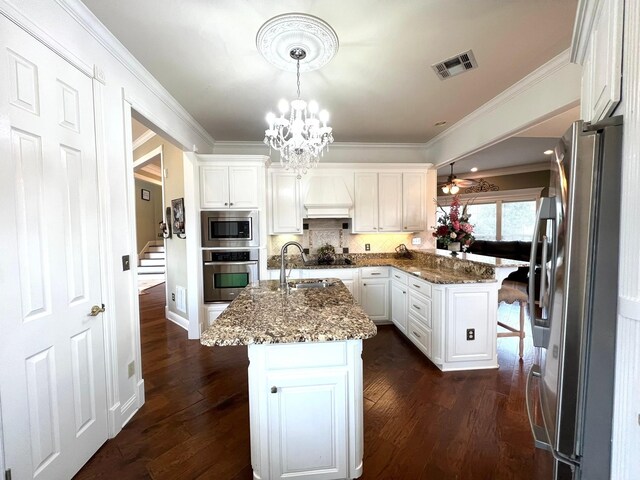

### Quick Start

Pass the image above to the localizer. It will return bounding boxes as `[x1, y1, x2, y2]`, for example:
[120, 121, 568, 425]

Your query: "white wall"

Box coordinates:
[134, 178, 162, 253]
[0, 0, 214, 435]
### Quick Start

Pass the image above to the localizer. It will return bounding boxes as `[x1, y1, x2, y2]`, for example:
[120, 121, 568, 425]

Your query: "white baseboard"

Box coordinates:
[136, 379, 145, 408]
[120, 394, 138, 428]
[107, 401, 121, 438]
[166, 306, 188, 330]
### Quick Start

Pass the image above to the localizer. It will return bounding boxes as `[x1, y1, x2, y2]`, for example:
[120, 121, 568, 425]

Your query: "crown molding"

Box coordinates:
[437, 162, 550, 181]
[132, 129, 157, 151]
[214, 140, 429, 151]
[53, 0, 215, 149]
[424, 48, 575, 162]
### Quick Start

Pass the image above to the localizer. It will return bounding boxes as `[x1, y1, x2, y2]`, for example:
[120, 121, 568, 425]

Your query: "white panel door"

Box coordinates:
[200, 165, 229, 208]
[353, 172, 378, 232]
[360, 279, 389, 322]
[377, 172, 402, 232]
[267, 371, 348, 480]
[271, 171, 301, 233]
[228, 165, 259, 209]
[402, 172, 426, 232]
[445, 287, 494, 363]
[391, 281, 408, 334]
[0, 18, 107, 479]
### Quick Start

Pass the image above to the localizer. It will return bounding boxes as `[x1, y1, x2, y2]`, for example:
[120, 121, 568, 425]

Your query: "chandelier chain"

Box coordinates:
[296, 59, 301, 99]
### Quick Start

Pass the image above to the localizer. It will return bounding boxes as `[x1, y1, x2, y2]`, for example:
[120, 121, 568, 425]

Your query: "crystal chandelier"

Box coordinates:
[264, 47, 333, 179]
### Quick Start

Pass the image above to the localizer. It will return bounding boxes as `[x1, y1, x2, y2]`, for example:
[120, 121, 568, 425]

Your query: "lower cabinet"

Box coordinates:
[204, 303, 228, 326]
[389, 268, 498, 371]
[360, 279, 389, 323]
[248, 341, 364, 480]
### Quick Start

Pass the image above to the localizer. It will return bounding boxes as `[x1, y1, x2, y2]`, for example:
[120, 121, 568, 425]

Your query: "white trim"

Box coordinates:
[107, 402, 121, 439]
[571, 0, 600, 64]
[437, 162, 550, 181]
[425, 49, 572, 152]
[119, 394, 139, 428]
[0, 0, 92, 76]
[183, 152, 202, 339]
[53, 0, 215, 149]
[268, 161, 435, 171]
[215, 140, 429, 151]
[166, 307, 189, 331]
[0, 394, 4, 477]
[132, 129, 157, 151]
[196, 153, 271, 166]
[136, 379, 145, 409]
[439, 187, 544, 205]
[132, 144, 163, 169]
[134, 171, 162, 186]
[618, 297, 640, 322]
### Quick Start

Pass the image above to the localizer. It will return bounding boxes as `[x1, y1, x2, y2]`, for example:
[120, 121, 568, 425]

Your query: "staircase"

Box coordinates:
[138, 240, 166, 279]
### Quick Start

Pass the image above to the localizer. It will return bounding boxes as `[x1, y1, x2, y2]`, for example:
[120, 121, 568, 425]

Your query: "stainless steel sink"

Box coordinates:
[288, 280, 336, 289]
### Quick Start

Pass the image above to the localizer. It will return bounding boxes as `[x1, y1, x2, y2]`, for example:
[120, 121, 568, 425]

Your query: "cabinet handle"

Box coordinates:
[224, 202, 228, 206]
[403, 291, 406, 294]
[413, 284, 420, 289]
[412, 331, 421, 338]
[271, 386, 277, 394]
[379, 227, 383, 230]
[371, 272, 381, 276]
[363, 283, 367, 287]
[404, 227, 408, 229]
[413, 305, 421, 310]
[230, 202, 234, 206]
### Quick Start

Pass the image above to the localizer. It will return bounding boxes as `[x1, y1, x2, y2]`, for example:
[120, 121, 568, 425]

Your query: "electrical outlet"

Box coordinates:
[365, 244, 370, 251]
[466, 328, 475, 341]
[412, 237, 422, 245]
[128, 361, 135, 378]
[171, 293, 175, 301]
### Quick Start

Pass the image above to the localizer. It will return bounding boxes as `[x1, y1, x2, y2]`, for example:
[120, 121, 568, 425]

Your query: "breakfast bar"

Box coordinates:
[201, 279, 376, 480]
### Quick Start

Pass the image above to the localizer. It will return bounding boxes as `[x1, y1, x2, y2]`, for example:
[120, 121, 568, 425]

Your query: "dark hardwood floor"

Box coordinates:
[76, 284, 552, 480]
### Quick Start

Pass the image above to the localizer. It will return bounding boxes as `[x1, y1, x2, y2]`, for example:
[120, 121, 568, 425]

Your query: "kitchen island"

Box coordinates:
[201, 279, 376, 480]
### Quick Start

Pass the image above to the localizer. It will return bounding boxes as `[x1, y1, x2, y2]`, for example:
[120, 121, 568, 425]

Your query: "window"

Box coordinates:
[437, 188, 542, 242]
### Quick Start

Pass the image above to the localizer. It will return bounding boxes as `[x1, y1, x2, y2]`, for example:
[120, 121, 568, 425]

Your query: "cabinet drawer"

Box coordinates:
[408, 277, 432, 298]
[408, 317, 432, 358]
[391, 269, 408, 285]
[360, 267, 389, 279]
[408, 290, 431, 328]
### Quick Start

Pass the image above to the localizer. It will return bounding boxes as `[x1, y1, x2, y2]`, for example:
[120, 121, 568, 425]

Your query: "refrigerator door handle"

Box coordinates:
[525, 365, 552, 451]
[529, 198, 554, 347]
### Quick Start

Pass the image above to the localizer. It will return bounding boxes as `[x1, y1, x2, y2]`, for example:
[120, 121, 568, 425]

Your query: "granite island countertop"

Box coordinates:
[201, 279, 377, 346]
[267, 249, 527, 284]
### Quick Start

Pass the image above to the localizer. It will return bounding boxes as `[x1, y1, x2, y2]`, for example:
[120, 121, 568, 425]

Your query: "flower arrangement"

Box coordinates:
[433, 195, 475, 249]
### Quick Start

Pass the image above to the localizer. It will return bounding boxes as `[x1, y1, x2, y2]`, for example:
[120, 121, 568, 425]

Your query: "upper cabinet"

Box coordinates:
[353, 171, 426, 233]
[270, 171, 302, 234]
[573, 0, 623, 123]
[200, 165, 259, 209]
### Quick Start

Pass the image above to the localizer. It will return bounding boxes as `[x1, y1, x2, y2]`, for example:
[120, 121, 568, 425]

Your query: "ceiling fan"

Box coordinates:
[439, 162, 478, 194]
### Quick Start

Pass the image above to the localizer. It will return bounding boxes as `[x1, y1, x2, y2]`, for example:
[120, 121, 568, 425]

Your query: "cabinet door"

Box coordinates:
[228, 166, 259, 208]
[267, 371, 348, 480]
[200, 165, 229, 208]
[391, 280, 408, 334]
[445, 286, 496, 363]
[271, 172, 301, 234]
[353, 172, 378, 232]
[377, 173, 402, 232]
[402, 172, 426, 232]
[360, 279, 389, 322]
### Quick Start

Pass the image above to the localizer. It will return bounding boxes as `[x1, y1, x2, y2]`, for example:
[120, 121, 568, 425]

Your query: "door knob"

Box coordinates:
[271, 386, 278, 394]
[88, 304, 106, 316]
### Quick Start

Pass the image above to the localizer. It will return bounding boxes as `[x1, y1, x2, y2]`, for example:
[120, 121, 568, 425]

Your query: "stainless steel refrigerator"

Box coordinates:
[526, 117, 622, 480]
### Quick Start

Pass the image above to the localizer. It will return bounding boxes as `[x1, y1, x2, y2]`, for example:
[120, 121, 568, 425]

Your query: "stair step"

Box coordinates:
[147, 246, 165, 253]
[144, 252, 165, 259]
[150, 240, 165, 247]
[138, 265, 166, 274]
[140, 258, 165, 267]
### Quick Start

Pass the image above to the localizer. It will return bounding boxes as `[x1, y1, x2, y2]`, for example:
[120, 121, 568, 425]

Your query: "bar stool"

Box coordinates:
[497, 281, 527, 359]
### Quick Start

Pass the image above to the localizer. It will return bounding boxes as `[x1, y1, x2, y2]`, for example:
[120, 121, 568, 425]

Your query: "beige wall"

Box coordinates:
[437, 170, 551, 197]
[134, 137, 188, 320]
[134, 179, 162, 253]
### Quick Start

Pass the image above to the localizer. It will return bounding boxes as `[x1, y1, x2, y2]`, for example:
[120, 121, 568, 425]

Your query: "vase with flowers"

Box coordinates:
[432, 195, 475, 252]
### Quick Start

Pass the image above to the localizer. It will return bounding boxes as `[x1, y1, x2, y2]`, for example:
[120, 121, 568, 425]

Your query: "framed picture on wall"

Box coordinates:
[171, 198, 186, 238]
[141, 188, 150, 201]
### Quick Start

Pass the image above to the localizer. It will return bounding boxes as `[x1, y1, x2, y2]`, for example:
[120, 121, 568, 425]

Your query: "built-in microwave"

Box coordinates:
[201, 210, 259, 248]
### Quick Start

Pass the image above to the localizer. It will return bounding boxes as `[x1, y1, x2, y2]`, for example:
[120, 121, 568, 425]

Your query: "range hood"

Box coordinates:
[304, 175, 353, 218]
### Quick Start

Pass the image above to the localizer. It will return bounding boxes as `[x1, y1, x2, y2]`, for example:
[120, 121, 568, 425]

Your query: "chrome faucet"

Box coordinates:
[280, 241, 307, 287]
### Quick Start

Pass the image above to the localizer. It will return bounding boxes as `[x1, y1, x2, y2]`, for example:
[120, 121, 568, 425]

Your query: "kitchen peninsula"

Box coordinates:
[201, 279, 376, 480]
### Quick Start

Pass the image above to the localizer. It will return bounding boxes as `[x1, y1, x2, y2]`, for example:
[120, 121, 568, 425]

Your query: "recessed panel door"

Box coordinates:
[0, 17, 107, 479]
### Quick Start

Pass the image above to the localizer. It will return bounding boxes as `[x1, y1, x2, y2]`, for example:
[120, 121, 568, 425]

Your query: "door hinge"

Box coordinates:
[5, 469, 12, 480]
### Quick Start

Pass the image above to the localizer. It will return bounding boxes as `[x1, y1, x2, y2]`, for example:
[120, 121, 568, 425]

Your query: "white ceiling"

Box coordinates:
[82, 0, 578, 144]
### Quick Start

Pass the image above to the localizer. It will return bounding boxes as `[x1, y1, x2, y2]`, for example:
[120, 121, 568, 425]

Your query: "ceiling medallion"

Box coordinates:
[259, 13, 337, 178]
[256, 13, 339, 73]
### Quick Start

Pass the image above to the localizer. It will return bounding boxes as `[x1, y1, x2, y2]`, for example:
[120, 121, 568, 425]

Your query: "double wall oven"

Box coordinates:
[201, 211, 260, 303]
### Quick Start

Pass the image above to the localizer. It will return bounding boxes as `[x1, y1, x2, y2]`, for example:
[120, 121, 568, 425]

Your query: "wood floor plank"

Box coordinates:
[76, 284, 552, 479]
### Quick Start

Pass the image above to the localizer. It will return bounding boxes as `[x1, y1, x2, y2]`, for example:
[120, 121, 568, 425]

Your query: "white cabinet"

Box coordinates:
[353, 172, 402, 233]
[270, 171, 301, 234]
[402, 172, 426, 232]
[204, 303, 228, 326]
[248, 341, 364, 480]
[353, 171, 426, 233]
[200, 165, 259, 209]
[390, 281, 408, 334]
[359, 267, 390, 323]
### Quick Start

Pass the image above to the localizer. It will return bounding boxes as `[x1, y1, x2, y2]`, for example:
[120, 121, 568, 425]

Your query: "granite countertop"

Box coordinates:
[201, 279, 377, 346]
[265, 249, 526, 284]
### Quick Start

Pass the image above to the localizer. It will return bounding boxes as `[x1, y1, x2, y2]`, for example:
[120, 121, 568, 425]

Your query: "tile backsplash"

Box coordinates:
[268, 218, 435, 255]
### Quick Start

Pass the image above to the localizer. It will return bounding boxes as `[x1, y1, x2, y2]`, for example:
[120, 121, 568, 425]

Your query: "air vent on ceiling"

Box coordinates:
[431, 50, 478, 80]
